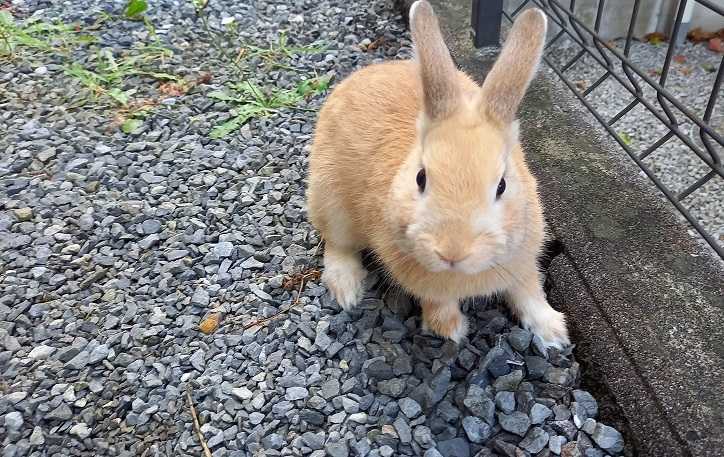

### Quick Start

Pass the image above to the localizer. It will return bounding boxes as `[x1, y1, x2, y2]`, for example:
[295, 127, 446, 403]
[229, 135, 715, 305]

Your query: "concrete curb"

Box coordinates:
[401, 1, 724, 456]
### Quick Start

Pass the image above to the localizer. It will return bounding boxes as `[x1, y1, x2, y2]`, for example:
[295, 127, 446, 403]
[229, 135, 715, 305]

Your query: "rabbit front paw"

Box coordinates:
[421, 299, 469, 344]
[521, 302, 570, 350]
[322, 249, 367, 311]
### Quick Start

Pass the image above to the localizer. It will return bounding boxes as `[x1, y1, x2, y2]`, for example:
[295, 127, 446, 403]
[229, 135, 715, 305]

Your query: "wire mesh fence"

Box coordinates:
[479, 0, 723, 258]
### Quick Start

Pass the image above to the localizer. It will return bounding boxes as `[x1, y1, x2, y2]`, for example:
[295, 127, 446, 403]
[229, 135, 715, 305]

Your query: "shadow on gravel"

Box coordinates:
[295, 240, 629, 456]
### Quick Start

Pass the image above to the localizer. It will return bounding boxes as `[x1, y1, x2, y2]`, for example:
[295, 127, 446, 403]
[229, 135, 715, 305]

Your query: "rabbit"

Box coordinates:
[306, 0, 569, 349]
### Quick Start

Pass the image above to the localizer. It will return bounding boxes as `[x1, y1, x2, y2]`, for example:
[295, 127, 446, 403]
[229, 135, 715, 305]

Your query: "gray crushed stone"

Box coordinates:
[1, 0, 627, 455]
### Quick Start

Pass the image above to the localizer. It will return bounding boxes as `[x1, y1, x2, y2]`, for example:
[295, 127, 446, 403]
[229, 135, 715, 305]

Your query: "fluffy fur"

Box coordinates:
[306, 1, 569, 348]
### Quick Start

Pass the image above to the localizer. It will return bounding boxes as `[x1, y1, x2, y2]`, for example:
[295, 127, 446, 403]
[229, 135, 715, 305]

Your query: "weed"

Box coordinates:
[237, 31, 326, 70]
[190, 0, 209, 14]
[0, 10, 94, 58]
[618, 132, 633, 146]
[65, 44, 179, 105]
[124, 0, 148, 20]
[114, 99, 157, 134]
[207, 74, 331, 139]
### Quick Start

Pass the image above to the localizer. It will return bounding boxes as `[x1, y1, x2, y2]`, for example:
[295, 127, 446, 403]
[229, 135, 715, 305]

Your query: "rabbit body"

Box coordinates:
[307, 1, 569, 348]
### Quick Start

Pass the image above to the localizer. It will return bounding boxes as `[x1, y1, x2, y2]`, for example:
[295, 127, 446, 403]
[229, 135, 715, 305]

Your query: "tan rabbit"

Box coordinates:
[307, 0, 569, 349]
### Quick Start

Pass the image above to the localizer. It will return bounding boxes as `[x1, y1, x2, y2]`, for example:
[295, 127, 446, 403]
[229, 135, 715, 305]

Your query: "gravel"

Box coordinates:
[0, 0, 627, 455]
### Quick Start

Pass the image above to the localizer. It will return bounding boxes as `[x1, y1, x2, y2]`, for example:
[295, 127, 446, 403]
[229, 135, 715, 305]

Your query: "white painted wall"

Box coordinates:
[690, 1, 724, 32]
[530, 0, 723, 40]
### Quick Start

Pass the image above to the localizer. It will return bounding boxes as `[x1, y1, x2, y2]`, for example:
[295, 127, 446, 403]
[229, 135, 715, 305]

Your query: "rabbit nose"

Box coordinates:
[435, 250, 469, 266]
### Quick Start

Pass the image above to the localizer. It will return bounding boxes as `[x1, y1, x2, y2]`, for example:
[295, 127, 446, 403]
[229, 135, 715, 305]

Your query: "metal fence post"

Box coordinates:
[472, 0, 504, 47]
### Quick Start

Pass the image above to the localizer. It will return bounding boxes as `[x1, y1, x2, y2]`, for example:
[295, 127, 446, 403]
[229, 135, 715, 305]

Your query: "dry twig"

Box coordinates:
[242, 269, 320, 330]
[186, 389, 213, 457]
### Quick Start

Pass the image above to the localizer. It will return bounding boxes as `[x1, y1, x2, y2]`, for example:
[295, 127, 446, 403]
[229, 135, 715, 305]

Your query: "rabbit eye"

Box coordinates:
[416, 168, 426, 192]
[496, 178, 506, 198]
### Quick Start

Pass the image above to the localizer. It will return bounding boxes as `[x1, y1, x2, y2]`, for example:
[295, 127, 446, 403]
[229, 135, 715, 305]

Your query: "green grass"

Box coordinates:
[124, 0, 149, 20]
[238, 31, 326, 71]
[208, 74, 331, 139]
[64, 44, 179, 104]
[0, 10, 94, 57]
[2, 4, 329, 137]
[617, 132, 633, 146]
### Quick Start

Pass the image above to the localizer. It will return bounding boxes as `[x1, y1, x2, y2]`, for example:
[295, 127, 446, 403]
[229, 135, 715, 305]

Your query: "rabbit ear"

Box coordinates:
[479, 8, 547, 125]
[410, 0, 460, 121]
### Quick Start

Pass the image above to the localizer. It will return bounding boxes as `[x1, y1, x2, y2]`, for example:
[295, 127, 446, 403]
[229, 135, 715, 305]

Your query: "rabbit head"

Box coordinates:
[389, 1, 547, 275]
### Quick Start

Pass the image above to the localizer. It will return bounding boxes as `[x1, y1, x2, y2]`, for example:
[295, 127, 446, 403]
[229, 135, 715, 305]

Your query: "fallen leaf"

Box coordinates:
[121, 118, 142, 134]
[199, 312, 221, 334]
[673, 54, 686, 64]
[196, 72, 212, 84]
[366, 36, 385, 51]
[574, 80, 588, 91]
[282, 268, 321, 291]
[687, 27, 714, 43]
[689, 27, 724, 43]
[159, 81, 189, 97]
[679, 66, 692, 76]
[644, 32, 666, 45]
[709, 37, 724, 54]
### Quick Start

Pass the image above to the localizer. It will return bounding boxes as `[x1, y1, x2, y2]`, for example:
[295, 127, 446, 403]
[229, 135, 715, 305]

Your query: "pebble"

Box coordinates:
[590, 423, 624, 453]
[13, 207, 33, 221]
[231, 387, 253, 401]
[549, 435, 567, 454]
[463, 385, 495, 426]
[0, 0, 626, 455]
[377, 379, 405, 397]
[321, 379, 341, 399]
[544, 367, 571, 385]
[28, 345, 55, 360]
[498, 411, 531, 437]
[302, 431, 325, 450]
[582, 418, 597, 435]
[213, 241, 234, 258]
[29, 426, 45, 445]
[326, 442, 349, 457]
[424, 450, 444, 457]
[69, 423, 92, 439]
[393, 416, 412, 443]
[262, 433, 284, 450]
[573, 390, 599, 418]
[285, 386, 309, 401]
[519, 427, 550, 453]
[414, 425, 435, 449]
[4, 412, 23, 431]
[508, 327, 533, 352]
[526, 403, 550, 427]
[461, 416, 492, 444]
[241, 257, 265, 269]
[65, 350, 91, 370]
[141, 219, 162, 234]
[189, 349, 205, 372]
[561, 442, 584, 457]
[349, 412, 369, 424]
[399, 397, 422, 418]
[88, 344, 110, 364]
[437, 437, 470, 457]
[493, 370, 523, 391]
[495, 391, 515, 414]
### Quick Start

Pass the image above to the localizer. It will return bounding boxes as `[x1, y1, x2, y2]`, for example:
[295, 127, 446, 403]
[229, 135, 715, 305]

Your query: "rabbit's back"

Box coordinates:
[308, 61, 422, 245]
